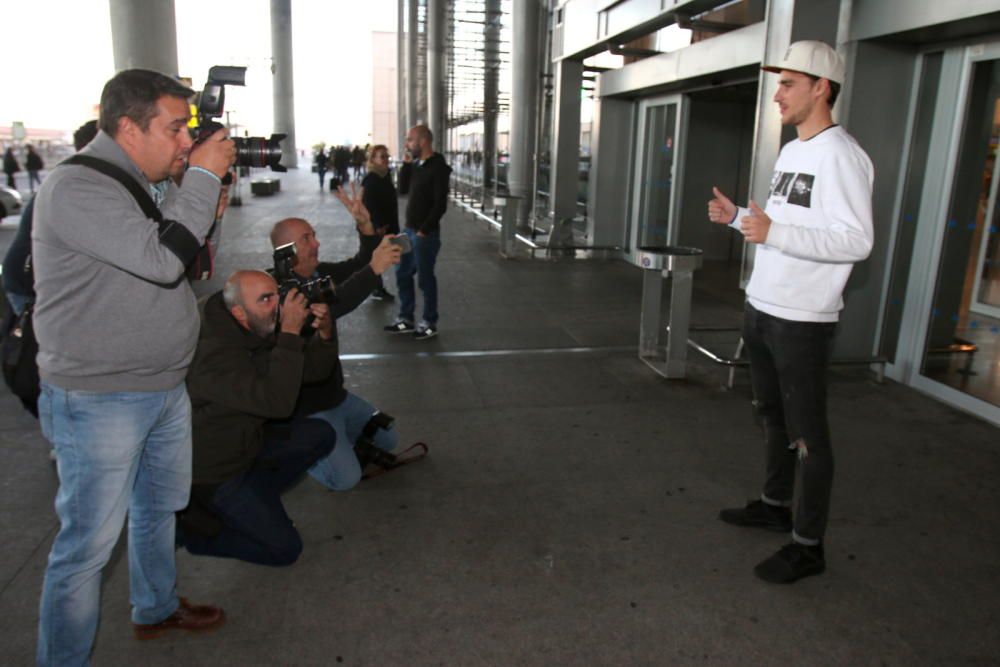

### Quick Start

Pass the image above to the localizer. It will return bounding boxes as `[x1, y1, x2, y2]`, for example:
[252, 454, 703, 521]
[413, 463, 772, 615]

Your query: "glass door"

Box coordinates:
[627, 95, 687, 263]
[909, 44, 1000, 424]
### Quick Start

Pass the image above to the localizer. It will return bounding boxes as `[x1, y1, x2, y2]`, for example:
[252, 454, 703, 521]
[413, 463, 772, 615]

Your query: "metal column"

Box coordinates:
[549, 58, 583, 236]
[109, 0, 178, 74]
[397, 0, 407, 156]
[740, 0, 794, 285]
[482, 0, 501, 195]
[427, 0, 447, 151]
[509, 0, 543, 230]
[270, 0, 298, 168]
[406, 0, 419, 130]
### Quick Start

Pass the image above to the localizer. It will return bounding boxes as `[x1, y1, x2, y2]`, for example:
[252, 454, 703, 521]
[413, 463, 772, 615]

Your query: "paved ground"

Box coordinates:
[1, 166, 999, 666]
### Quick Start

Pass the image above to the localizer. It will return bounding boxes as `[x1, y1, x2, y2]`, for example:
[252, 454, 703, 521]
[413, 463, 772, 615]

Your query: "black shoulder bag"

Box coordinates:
[1, 297, 40, 417]
[63, 155, 214, 280]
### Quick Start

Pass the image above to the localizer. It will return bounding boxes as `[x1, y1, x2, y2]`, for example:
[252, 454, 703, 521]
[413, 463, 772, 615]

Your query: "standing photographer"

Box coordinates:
[32, 69, 234, 666]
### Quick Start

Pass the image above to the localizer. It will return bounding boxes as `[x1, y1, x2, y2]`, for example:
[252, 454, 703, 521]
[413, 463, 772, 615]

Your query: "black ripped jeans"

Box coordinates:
[742, 303, 836, 544]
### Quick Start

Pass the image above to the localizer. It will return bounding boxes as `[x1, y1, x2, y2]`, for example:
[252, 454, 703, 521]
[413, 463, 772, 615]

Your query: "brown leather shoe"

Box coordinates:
[133, 597, 226, 640]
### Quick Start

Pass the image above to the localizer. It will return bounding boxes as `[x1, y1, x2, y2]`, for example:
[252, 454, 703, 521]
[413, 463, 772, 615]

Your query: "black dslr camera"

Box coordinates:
[195, 65, 287, 172]
[272, 242, 336, 304]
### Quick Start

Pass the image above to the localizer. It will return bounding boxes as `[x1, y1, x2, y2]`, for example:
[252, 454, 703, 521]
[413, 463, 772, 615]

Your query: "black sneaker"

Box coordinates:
[384, 319, 415, 334]
[370, 287, 395, 301]
[413, 322, 438, 340]
[719, 499, 792, 532]
[754, 542, 825, 583]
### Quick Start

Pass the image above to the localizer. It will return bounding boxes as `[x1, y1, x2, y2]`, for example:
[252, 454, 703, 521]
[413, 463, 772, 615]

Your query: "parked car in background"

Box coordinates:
[0, 186, 24, 220]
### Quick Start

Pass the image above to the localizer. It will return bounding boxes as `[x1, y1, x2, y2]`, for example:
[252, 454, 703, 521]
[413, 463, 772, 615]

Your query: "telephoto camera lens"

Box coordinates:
[233, 135, 287, 172]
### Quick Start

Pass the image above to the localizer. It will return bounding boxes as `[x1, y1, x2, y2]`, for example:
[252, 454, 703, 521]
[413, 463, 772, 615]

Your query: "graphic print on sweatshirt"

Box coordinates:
[768, 171, 814, 208]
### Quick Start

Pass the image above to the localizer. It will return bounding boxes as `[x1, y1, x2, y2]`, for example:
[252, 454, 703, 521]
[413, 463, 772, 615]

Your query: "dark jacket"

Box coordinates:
[397, 153, 451, 234]
[26, 150, 43, 171]
[3, 150, 20, 175]
[289, 233, 380, 416]
[361, 170, 399, 234]
[186, 291, 341, 485]
[2, 197, 35, 299]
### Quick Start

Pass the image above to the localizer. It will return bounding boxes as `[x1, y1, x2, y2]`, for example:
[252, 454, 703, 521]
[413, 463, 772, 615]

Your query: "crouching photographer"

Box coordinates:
[268, 186, 421, 491]
[178, 271, 338, 566]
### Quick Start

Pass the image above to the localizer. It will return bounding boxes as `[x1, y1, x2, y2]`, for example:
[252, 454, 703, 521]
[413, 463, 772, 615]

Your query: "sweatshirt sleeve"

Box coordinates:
[40, 169, 218, 284]
[765, 150, 874, 263]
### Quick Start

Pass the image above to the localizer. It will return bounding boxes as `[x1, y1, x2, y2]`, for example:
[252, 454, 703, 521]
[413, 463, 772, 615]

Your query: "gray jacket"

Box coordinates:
[32, 130, 221, 392]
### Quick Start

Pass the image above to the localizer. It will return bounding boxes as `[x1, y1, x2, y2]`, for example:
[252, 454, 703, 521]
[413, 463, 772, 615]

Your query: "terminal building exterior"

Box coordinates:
[441, 0, 1000, 426]
[61, 0, 1000, 426]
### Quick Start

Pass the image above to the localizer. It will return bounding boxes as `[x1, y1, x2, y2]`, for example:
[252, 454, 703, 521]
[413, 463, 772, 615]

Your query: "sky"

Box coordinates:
[2, 0, 398, 149]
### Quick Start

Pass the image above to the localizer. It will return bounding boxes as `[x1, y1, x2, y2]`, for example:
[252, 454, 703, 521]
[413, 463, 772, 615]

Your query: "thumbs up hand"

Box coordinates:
[740, 200, 771, 244]
[707, 186, 737, 225]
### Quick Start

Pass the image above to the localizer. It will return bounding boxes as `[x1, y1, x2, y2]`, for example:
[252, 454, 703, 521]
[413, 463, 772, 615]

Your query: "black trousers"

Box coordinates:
[180, 417, 335, 566]
[742, 303, 836, 543]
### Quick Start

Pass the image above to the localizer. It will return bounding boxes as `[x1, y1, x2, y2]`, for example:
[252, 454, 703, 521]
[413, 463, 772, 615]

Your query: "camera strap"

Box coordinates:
[63, 154, 203, 268]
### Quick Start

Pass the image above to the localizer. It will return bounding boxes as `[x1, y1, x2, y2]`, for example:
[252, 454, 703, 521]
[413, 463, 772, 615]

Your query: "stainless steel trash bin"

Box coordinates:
[634, 245, 704, 379]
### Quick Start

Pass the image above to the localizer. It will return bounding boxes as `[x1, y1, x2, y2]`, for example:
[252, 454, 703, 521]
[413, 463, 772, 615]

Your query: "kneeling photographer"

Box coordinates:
[179, 271, 338, 566]
[269, 185, 412, 491]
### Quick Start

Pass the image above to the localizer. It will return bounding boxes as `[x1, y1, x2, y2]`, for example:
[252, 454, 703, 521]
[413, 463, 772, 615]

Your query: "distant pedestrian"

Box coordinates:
[3, 147, 20, 188]
[314, 147, 328, 189]
[25, 145, 44, 193]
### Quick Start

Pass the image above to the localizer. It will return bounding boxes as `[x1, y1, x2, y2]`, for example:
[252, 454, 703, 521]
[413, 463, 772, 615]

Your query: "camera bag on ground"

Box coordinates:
[63, 155, 214, 280]
[1, 294, 40, 417]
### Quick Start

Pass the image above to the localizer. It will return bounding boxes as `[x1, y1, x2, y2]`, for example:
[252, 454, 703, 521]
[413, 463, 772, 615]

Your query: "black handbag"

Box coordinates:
[1, 300, 40, 417]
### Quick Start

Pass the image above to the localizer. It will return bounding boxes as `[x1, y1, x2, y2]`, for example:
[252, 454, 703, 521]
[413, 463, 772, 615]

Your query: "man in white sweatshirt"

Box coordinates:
[708, 41, 874, 583]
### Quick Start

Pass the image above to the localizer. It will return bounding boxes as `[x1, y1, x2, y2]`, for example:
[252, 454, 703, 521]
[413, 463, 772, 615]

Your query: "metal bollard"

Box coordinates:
[495, 195, 521, 258]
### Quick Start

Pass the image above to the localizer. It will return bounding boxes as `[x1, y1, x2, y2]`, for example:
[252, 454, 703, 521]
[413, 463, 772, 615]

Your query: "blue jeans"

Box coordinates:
[308, 392, 399, 490]
[37, 382, 192, 667]
[742, 303, 836, 544]
[396, 228, 441, 325]
[180, 417, 335, 566]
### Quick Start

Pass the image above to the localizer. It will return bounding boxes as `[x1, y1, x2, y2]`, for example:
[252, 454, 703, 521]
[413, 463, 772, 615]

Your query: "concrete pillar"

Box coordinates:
[109, 0, 179, 74]
[533, 2, 553, 229]
[397, 0, 407, 156]
[509, 0, 543, 229]
[426, 0, 447, 152]
[549, 58, 583, 228]
[270, 0, 298, 168]
[482, 0, 501, 192]
[406, 0, 419, 131]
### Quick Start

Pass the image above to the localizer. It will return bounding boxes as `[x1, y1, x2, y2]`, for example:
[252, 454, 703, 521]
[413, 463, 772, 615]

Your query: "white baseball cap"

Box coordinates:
[761, 40, 845, 85]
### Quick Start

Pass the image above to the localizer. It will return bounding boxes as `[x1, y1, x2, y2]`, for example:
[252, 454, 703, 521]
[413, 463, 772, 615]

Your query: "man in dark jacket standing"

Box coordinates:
[384, 124, 452, 340]
[179, 271, 338, 566]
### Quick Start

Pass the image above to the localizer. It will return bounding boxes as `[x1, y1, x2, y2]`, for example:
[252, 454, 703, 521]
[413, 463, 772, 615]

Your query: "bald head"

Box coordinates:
[223, 270, 273, 309]
[270, 217, 320, 278]
[223, 270, 279, 338]
[405, 124, 433, 160]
